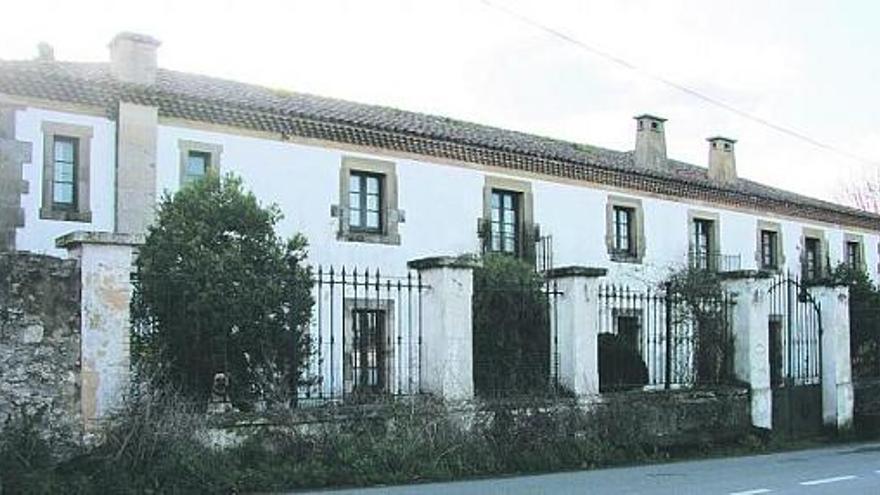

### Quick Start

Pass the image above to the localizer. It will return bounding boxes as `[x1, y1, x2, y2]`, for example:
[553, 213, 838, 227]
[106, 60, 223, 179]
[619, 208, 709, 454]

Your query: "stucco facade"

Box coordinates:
[7, 109, 878, 287]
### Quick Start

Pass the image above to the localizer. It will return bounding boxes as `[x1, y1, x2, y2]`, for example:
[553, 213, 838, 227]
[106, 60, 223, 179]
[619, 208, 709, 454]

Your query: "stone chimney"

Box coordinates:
[108, 32, 161, 85]
[633, 114, 667, 170]
[707, 136, 737, 183]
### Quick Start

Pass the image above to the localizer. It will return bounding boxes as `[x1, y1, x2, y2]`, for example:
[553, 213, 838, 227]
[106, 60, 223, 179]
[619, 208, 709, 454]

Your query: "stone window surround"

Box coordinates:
[342, 298, 395, 395]
[480, 175, 535, 254]
[334, 156, 401, 245]
[178, 139, 223, 185]
[40, 121, 93, 222]
[800, 227, 828, 279]
[687, 209, 721, 263]
[605, 195, 646, 263]
[843, 232, 865, 270]
[756, 220, 785, 272]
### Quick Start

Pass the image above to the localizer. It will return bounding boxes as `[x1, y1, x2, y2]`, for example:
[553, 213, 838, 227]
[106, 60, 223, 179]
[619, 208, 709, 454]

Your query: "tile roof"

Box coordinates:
[0, 59, 877, 230]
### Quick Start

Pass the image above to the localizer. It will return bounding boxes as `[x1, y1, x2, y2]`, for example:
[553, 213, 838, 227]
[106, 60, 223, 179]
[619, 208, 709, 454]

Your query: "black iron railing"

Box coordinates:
[597, 283, 735, 391]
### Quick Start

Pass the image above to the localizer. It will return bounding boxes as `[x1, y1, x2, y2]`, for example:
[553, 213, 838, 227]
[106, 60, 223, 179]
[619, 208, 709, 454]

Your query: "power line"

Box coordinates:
[479, 0, 880, 168]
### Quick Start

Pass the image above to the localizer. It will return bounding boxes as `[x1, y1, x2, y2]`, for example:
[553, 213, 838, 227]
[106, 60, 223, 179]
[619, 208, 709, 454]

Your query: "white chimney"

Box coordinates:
[108, 32, 161, 85]
[707, 136, 737, 183]
[633, 114, 667, 170]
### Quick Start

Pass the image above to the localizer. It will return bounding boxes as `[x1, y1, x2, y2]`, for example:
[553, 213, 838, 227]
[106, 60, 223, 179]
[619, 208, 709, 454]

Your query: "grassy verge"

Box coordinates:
[0, 394, 874, 494]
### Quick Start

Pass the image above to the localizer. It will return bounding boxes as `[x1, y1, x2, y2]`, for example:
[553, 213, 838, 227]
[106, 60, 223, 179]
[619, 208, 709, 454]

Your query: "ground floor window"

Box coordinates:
[346, 308, 388, 396]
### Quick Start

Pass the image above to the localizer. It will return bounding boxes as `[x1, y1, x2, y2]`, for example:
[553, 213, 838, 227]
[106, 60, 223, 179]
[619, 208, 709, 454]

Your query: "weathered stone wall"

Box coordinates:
[0, 252, 81, 441]
[595, 388, 752, 446]
[853, 379, 880, 435]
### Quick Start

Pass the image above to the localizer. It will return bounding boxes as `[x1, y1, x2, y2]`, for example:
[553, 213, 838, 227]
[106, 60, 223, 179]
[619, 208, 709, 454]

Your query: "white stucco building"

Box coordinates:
[1, 34, 877, 284]
[0, 33, 874, 429]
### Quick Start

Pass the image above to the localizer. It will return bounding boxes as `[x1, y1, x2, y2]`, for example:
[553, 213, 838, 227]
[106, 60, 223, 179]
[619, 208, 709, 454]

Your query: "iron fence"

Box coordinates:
[767, 273, 822, 387]
[472, 272, 562, 398]
[300, 266, 428, 405]
[598, 283, 735, 391]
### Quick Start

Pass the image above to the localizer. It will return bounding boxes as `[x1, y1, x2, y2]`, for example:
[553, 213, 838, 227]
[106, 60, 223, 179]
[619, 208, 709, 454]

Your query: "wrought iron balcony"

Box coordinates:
[688, 250, 741, 272]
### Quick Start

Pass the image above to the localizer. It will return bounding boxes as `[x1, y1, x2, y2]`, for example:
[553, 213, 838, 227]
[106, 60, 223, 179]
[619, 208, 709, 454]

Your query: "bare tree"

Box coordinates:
[838, 168, 880, 214]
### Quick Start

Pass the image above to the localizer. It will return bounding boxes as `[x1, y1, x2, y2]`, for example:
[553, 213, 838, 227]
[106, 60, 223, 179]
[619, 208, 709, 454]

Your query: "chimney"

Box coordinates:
[35, 42, 54, 62]
[707, 136, 737, 183]
[633, 114, 667, 170]
[108, 32, 161, 85]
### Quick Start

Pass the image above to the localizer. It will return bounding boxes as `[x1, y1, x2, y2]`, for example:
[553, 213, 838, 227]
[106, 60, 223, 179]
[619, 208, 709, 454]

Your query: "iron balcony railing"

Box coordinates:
[688, 250, 742, 273]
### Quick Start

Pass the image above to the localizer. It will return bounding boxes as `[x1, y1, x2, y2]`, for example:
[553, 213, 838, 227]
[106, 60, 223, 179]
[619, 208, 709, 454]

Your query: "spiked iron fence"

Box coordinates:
[299, 266, 428, 405]
[598, 283, 735, 391]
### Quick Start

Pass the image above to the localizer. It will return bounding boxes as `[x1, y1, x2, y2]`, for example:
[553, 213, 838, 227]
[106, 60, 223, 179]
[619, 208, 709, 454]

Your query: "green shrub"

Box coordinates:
[598, 333, 649, 391]
[472, 254, 552, 396]
[132, 173, 314, 410]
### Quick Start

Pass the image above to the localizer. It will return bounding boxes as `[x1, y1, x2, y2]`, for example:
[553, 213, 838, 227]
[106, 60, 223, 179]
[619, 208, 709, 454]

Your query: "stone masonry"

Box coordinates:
[0, 252, 81, 442]
[0, 104, 32, 252]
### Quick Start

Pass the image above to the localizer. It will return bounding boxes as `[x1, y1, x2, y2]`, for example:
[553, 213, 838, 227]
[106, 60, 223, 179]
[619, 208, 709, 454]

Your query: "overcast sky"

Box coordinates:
[2, 0, 878, 205]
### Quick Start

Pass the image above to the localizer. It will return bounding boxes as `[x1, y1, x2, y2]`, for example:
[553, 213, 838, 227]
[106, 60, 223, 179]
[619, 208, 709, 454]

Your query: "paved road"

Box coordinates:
[296, 442, 880, 494]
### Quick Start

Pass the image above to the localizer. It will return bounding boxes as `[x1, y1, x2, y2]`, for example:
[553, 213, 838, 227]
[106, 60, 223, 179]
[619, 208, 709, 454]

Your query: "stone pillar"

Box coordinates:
[0, 103, 32, 252]
[115, 102, 158, 235]
[814, 285, 854, 430]
[722, 270, 772, 430]
[57, 231, 142, 428]
[545, 266, 607, 397]
[408, 256, 479, 401]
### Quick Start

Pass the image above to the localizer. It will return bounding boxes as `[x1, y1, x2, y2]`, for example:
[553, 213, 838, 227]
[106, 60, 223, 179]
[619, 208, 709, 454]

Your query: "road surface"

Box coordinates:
[296, 441, 880, 494]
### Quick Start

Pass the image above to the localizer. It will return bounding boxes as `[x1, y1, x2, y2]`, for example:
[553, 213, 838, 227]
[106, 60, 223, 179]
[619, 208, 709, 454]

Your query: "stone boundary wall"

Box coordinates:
[0, 252, 81, 442]
[207, 388, 751, 451]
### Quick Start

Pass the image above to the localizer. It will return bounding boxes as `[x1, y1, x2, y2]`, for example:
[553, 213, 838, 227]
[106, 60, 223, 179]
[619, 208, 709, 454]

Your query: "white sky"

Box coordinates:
[2, 0, 879, 204]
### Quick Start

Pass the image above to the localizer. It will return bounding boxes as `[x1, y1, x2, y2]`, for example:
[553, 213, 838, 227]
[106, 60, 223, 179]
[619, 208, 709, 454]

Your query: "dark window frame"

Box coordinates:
[693, 218, 714, 269]
[612, 206, 635, 256]
[846, 241, 861, 270]
[489, 188, 521, 256]
[51, 136, 79, 212]
[348, 170, 385, 234]
[760, 229, 778, 270]
[804, 237, 821, 280]
[349, 308, 388, 396]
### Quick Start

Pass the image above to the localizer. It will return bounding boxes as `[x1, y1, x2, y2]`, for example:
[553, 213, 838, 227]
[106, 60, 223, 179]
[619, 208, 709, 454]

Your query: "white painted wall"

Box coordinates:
[11, 105, 879, 285]
[14, 108, 116, 257]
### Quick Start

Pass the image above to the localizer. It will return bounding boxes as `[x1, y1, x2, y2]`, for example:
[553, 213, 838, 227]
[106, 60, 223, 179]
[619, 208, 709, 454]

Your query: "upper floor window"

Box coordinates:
[605, 196, 645, 263]
[846, 240, 862, 270]
[51, 137, 78, 211]
[335, 156, 401, 245]
[692, 218, 715, 270]
[349, 171, 383, 233]
[804, 237, 821, 280]
[612, 206, 634, 256]
[760, 229, 779, 270]
[490, 189, 520, 255]
[480, 176, 535, 261]
[178, 140, 222, 187]
[40, 121, 93, 222]
[183, 150, 211, 185]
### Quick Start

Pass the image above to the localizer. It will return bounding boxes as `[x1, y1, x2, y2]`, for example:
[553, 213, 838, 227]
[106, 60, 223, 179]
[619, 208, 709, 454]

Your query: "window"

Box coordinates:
[347, 309, 388, 396]
[178, 140, 222, 187]
[606, 196, 645, 263]
[183, 150, 211, 185]
[349, 172, 383, 233]
[51, 137, 78, 210]
[40, 121, 92, 222]
[615, 312, 642, 355]
[846, 241, 861, 269]
[481, 176, 534, 260]
[804, 237, 821, 280]
[335, 157, 401, 245]
[760, 230, 778, 269]
[490, 189, 520, 254]
[613, 206, 634, 256]
[693, 218, 714, 270]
